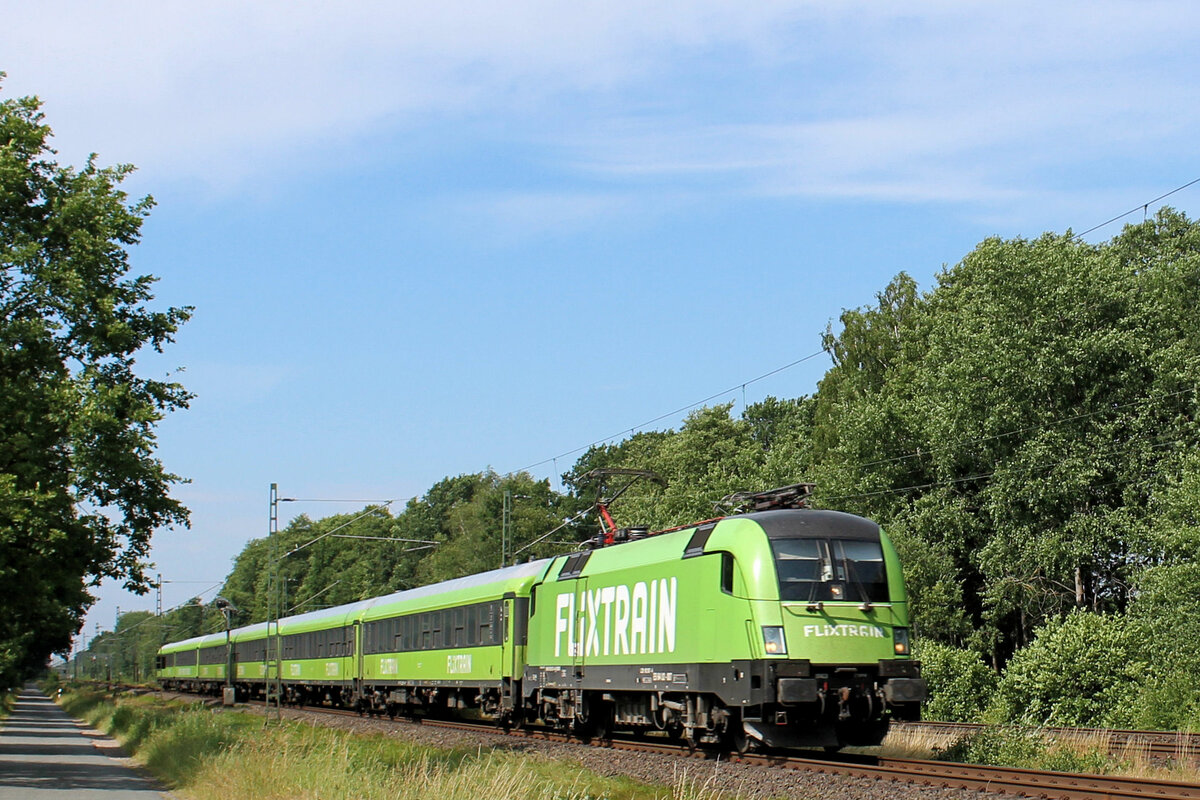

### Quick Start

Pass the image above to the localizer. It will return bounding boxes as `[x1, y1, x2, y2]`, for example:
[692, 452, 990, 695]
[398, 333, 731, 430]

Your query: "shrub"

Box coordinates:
[914, 640, 997, 722]
[991, 610, 1145, 728]
[934, 726, 1046, 767]
[934, 726, 1111, 774]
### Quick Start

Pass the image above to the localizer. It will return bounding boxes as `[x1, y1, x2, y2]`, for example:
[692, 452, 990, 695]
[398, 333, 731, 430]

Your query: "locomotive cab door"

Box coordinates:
[572, 577, 588, 680]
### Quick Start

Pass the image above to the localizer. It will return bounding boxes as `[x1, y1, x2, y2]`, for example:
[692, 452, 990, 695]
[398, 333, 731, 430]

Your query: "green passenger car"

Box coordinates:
[231, 622, 271, 686]
[156, 634, 203, 690]
[356, 559, 552, 720]
[271, 602, 370, 706]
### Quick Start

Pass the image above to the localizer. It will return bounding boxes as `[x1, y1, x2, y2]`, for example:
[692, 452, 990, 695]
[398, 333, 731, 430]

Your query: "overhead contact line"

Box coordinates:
[512, 348, 830, 475]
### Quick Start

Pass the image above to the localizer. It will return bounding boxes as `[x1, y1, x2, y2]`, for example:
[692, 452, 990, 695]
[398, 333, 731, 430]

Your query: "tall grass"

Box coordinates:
[53, 689, 726, 800]
[876, 724, 1200, 783]
[185, 723, 726, 800]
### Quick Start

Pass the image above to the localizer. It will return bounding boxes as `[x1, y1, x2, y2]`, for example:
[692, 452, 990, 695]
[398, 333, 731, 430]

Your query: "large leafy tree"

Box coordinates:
[814, 211, 1200, 660]
[0, 79, 191, 684]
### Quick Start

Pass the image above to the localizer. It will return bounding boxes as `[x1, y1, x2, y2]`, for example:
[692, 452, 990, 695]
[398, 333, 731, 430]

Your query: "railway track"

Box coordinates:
[239, 697, 1200, 799]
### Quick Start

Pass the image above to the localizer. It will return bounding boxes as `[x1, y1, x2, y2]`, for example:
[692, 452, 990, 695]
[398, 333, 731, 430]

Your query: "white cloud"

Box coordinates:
[2, 0, 1197, 216]
[1, 1, 804, 182]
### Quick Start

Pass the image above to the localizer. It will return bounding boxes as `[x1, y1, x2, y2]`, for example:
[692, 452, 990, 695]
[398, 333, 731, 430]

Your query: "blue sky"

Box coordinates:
[3, 1, 1199, 646]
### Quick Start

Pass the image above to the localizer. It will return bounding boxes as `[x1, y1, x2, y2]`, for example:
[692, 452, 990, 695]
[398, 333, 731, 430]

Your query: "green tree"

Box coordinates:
[416, 471, 561, 583]
[811, 213, 1200, 661]
[561, 402, 816, 534]
[1124, 559, 1200, 729]
[0, 80, 191, 686]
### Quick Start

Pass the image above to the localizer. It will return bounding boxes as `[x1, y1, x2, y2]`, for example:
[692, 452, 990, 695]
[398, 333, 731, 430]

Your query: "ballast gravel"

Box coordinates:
[168, 695, 1013, 800]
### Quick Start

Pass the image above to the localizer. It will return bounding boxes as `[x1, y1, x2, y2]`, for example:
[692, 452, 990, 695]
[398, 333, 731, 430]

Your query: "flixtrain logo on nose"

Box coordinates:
[555, 578, 677, 657]
[802, 624, 885, 638]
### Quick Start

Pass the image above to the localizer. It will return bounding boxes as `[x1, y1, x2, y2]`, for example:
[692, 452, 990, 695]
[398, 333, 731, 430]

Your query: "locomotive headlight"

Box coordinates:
[893, 627, 911, 656]
[762, 626, 787, 655]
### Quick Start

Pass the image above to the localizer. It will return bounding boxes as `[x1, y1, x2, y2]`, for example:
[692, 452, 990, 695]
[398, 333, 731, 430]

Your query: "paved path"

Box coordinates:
[0, 685, 166, 799]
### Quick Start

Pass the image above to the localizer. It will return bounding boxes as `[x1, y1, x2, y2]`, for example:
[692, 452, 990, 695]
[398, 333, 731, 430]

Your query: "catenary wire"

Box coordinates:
[849, 386, 1196, 474]
[508, 179, 1200, 483]
[511, 348, 829, 474]
[820, 430, 1184, 503]
[1071, 176, 1200, 239]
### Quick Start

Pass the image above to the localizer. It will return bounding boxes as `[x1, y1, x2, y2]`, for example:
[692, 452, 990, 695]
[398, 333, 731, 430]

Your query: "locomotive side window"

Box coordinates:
[771, 538, 888, 602]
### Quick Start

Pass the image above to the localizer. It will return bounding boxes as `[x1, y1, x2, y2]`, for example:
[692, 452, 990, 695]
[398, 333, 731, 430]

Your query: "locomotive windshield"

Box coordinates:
[770, 538, 888, 602]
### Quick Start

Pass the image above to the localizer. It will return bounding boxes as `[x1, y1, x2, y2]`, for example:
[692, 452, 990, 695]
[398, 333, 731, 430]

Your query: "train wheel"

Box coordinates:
[590, 701, 613, 741]
[572, 697, 609, 742]
[728, 725, 751, 755]
[719, 709, 750, 755]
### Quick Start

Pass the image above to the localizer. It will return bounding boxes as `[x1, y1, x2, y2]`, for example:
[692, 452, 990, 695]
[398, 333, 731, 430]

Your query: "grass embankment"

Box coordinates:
[877, 724, 1200, 783]
[55, 686, 723, 800]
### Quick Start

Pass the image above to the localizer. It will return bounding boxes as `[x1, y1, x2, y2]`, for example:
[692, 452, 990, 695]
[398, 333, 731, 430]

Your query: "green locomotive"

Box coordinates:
[157, 486, 924, 750]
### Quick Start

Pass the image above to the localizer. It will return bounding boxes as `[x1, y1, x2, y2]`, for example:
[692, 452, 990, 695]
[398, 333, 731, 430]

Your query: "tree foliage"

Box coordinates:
[803, 211, 1200, 661]
[0, 79, 191, 685]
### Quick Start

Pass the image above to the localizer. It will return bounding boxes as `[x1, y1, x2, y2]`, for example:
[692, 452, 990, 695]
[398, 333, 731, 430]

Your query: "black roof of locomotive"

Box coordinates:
[739, 508, 882, 542]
